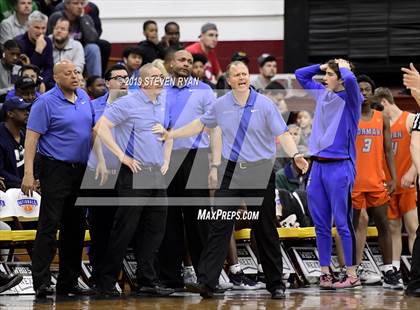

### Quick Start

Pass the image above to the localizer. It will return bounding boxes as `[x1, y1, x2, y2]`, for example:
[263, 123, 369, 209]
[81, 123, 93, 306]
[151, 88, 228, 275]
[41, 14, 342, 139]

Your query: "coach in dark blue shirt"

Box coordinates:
[157, 49, 219, 289]
[156, 61, 308, 299]
[21, 59, 99, 298]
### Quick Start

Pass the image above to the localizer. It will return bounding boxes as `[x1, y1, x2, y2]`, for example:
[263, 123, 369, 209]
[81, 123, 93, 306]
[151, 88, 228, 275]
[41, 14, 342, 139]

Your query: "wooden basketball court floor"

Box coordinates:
[1, 286, 418, 310]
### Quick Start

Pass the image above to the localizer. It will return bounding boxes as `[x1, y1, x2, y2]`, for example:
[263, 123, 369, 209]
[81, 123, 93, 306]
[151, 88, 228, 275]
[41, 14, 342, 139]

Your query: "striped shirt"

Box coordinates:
[413, 113, 420, 132]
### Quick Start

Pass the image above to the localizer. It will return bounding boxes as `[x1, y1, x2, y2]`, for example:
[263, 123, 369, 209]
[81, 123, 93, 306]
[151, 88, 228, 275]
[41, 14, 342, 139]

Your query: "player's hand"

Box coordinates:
[401, 63, 420, 90]
[95, 160, 109, 186]
[335, 58, 351, 70]
[293, 154, 309, 174]
[385, 180, 397, 195]
[121, 156, 141, 173]
[401, 170, 417, 188]
[160, 160, 169, 175]
[0, 177, 5, 191]
[152, 123, 172, 141]
[35, 35, 47, 54]
[208, 167, 218, 189]
[21, 174, 36, 197]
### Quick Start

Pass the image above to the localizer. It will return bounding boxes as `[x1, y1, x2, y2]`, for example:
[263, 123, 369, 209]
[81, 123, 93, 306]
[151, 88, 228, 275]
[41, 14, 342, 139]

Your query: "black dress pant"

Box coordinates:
[197, 160, 285, 293]
[158, 148, 210, 287]
[80, 169, 118, 283]
[32, 156, 87, 290]
[97, 165, 167, 291]
[408, 181, 420, 290]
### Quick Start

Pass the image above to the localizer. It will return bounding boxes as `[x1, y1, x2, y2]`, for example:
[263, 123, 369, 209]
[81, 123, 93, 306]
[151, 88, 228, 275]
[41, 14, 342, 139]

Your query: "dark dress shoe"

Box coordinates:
[405, 287, 420, 297]
[136, 284, 174, 297]
[185, 282, 214, 298]
[56, 284, 94, 296]
[271, 288, 286, 299]
[0, 273, 23, 293]
[95, 286, 121, 297]
[35, 284, 55, 298]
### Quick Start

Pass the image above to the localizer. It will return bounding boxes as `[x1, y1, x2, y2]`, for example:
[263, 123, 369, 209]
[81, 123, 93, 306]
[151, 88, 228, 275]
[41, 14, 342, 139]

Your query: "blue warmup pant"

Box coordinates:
[307, 160, 356, 267]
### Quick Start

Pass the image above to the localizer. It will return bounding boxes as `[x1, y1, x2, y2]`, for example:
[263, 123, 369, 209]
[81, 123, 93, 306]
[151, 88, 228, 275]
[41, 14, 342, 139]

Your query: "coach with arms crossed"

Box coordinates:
[21, 60, 103, 298]
[155, 61, 308, 299]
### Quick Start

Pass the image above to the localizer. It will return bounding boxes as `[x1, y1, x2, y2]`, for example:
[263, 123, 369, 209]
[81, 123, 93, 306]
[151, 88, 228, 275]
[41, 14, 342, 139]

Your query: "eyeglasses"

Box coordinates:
[110, 76, 128, 83]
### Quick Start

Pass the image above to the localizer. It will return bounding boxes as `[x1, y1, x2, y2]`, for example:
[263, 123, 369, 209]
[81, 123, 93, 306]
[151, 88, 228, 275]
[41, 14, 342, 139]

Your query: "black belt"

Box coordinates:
[41, 155, 86, 168]
[139, 165, 161, 172]
[311, 156, 349, 163]
[223, 158, 273, 170]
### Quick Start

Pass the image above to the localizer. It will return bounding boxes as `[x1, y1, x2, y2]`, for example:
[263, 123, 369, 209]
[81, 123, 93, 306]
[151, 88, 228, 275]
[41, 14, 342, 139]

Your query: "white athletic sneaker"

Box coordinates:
[357, 265, 382, 285]
[183, 266, 197, 285]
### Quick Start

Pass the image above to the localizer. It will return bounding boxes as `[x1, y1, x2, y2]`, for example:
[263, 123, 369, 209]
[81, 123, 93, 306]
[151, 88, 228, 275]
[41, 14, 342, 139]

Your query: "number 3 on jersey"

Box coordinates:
[362, 138, 372, 153]
[391, 141, 398, 155]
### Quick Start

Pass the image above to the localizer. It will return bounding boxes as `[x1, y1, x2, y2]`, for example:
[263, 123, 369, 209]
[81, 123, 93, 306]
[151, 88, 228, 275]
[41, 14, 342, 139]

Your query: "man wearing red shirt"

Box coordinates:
[186, 23, 222, 84]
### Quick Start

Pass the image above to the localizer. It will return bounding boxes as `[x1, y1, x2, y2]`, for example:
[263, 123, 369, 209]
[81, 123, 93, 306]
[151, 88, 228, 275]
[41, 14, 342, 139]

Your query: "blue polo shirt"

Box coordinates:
[27, 84, 94, 164]
[87, 92, 120, 170]
[165, 77, 215, 150]
[103, 88, 168, 166]
[200, 88, 288, 162]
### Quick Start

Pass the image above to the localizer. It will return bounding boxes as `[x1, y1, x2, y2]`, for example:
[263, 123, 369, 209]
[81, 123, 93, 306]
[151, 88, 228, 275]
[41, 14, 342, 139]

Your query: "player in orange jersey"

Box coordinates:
[373, 87, 418, 280]
[352, 75, 401, 289]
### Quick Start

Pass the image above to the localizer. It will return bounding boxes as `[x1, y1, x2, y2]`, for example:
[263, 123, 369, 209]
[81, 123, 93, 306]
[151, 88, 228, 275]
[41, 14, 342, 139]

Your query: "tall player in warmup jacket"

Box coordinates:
[295, 59, 363, 289]
[374, 87, 418, 275]
[352, 75, 400, 289]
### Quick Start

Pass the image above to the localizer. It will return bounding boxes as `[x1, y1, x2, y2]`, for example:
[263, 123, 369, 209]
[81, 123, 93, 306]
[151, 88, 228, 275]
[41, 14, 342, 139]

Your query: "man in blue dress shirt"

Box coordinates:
[157, 49, 220, 290]
[83, 63, 128, 287]
[155, 61, 308, 299]
[93, 64, 174, 297]
[21, 59, 102, 297]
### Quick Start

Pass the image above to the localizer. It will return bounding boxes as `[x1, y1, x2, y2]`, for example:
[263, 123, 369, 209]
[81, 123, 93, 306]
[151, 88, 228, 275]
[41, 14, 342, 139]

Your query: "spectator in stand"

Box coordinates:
[251, 54, 277, 91]
[35, 0, 61, 16]
[264, 80, 288, 118]
[191, 53, 213, 88]
[86, 75, 105, 99]
[48, 0, 101, 76]
[7, 76, 38, 104]
[7, 64, 45, 99]
[0, 0, 37, 22]
[231, 51, 249, 65]
[296, 110, 312, 150]
[50, 16, 85, 74]
[186, 22, 222, 84]
[15, 10, 54, 89]
[137, 20, 165, 65]
[160, 21, 183, 50]
[163, 46, 179, 76]
[0, 0, 33, 45]
[120, 46, 143, 90]
[0, 96, 31, 189]
[0, 40, 23, 100]
[53, 0, 111, 75]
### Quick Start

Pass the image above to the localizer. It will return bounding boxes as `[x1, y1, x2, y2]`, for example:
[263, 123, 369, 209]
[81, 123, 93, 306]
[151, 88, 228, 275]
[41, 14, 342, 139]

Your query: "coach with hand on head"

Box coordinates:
[154, 61, 308, 299]
[21, 59, 105, 298]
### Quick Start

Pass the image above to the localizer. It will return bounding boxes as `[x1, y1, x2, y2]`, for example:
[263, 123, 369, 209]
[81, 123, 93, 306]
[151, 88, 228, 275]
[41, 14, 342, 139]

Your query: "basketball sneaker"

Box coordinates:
[383, 269, 404, 290]
[319, 273, 335, 290]
[333, 274, 361, 289]
[183, 266, 197, 285]
[357, 265, 382, 285]
[229, 271, 259, 290]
